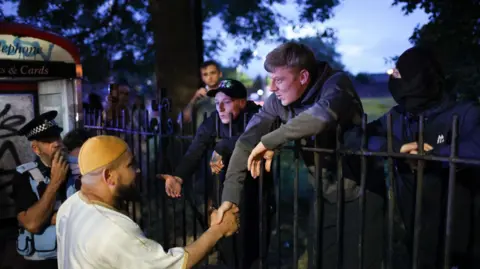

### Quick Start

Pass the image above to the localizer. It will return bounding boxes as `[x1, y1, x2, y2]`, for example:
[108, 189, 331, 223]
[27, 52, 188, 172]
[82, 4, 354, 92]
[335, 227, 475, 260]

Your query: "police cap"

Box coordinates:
[17, 111, 63, 141]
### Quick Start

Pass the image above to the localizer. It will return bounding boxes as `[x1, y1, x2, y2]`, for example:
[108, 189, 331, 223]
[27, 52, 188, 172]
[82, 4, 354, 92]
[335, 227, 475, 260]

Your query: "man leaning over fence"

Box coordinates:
[215, 42, 385, 268]
[159, 79, 274, 269]
[345, 46, 480, 269]
[56, 135, 239, 269]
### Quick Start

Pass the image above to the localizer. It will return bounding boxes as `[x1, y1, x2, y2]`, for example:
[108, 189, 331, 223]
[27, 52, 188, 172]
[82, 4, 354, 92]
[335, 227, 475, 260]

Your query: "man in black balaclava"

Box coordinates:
[388, 47, 446, 115]
[345, 46, 480, 269]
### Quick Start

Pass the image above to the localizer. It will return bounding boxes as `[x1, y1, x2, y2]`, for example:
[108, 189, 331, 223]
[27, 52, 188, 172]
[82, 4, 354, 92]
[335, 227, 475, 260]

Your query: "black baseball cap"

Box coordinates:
[206, 79, 247, 99]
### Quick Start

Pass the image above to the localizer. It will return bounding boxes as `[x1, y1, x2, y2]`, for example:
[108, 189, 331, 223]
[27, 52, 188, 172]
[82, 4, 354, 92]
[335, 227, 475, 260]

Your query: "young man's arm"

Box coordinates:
[213, 135, 240, 159]
[221, 96, 278, 206]
[172, 116, 216, 181]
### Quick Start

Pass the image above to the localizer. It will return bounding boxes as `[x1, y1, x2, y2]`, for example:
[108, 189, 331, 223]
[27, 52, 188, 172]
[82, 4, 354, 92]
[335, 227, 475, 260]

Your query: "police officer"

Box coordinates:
[11, 111, 73, 269]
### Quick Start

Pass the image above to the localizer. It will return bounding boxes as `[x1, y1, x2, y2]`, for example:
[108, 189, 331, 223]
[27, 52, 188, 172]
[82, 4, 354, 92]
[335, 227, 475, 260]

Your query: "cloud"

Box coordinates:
[283, 24, 326, 39]
[1, 2, 18, 16]
[337, 44, 365, 57]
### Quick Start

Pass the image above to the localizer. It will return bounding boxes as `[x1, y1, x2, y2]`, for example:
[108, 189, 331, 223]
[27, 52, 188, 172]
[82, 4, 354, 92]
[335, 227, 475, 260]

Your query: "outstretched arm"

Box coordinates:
[217, 96, 278, 222]
[172, 116, 216, 181]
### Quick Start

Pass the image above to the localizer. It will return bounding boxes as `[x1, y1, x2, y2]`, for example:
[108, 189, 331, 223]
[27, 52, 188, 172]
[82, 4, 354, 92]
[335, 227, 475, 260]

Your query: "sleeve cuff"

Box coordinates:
[432, 145, 450, 157]
[214, 141, 229, 157]
[366, 137, 402, 153]
[172, 169, 186, 182]
[181, 249, 189, 269]
[261, 127, 287, 150]
[391, 139, 402, 153]
[166, 247, 188, 269]
[221, 189, 241, 206]
[172, 168, 181, 178]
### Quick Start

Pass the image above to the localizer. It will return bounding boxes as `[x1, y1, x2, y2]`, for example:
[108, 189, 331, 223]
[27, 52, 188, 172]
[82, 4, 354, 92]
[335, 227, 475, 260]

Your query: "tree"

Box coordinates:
[1, 0, 153, 84]
[252, 75, 265, 91]
[296, 33, 345, 70]
[202, 0, 341, 65]
[393, 0, 480, 98]
[221, 66, 254, 88]
[355, 73, 370, 84]
[2, 0, 341, 113]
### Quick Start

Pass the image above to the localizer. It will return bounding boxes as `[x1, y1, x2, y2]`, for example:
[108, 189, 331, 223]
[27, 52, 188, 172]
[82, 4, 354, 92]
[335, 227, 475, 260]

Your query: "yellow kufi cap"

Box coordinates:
[79, 135, 128, 175]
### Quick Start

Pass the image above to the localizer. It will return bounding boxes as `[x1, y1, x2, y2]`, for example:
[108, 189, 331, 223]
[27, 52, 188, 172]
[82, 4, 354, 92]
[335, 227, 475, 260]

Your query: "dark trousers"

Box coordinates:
[22, 259, 57, 269]
[395, 172, 480, 269]
[183, 157, 274, 268]
[217, 176, 274, 269]
[308, 191, 384, 269]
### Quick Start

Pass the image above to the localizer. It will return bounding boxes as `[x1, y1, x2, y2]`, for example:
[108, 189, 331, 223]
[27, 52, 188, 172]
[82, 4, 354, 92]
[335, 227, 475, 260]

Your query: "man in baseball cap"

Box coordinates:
[56, 135, 239, 269]
[161, 79, 275, 268]
[206, 79, 248, 124]
[206, 78, 247, 99]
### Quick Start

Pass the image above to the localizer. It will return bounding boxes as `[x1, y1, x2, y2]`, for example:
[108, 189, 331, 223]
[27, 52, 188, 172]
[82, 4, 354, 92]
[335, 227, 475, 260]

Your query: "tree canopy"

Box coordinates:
[221, 66, 255, 88]
[2, 0, 153, 83]
[1, 0, 341, 85]
[296, 33, 345, 70]
[393, 0, 480, 97]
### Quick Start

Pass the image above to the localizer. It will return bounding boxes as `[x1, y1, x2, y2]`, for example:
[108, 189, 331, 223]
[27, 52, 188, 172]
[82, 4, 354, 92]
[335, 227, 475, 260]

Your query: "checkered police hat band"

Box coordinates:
[26, 120, 57, 138]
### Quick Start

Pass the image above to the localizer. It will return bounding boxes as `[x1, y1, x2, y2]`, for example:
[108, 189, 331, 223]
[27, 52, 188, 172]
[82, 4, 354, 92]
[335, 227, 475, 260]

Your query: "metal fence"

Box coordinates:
[82, 101, 480, 269]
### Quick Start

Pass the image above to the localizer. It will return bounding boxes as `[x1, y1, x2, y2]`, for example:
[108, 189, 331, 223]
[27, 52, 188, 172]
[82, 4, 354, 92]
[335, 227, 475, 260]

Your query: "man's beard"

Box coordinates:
[113, 182, 141, 208]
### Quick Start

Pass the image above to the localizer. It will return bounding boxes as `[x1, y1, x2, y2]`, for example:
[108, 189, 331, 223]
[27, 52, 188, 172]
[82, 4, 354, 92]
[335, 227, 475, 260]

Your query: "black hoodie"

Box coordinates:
[222, 63, 364, 205]
[388, 46, 446, 115]
[173, 100, 261, 181]
[345, 46, 480, 268]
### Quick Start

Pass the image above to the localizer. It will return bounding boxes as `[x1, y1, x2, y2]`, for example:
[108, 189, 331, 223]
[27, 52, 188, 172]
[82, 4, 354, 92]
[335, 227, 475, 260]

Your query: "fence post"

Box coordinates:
[443, 115, 459, 269]
[358, 114, 368, 269]
[335, 125, 345, 269]
[386, 113, 395, 269]
[412, 115, 426, 269]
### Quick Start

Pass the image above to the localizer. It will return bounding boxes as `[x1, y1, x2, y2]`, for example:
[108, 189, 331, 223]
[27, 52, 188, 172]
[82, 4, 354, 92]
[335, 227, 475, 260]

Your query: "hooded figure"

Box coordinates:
[345, 46, 480, 268]
[388, 47, 447, 115]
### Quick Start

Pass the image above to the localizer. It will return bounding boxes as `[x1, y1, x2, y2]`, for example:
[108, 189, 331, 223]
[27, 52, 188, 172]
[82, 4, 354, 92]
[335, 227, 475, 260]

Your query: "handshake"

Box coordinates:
[157, 174, 239, 237]
[209, 203, 240, 237]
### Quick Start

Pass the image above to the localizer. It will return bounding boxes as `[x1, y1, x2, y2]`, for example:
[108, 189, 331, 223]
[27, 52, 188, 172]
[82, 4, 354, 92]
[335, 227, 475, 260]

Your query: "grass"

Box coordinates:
[361, 97, 396, 121]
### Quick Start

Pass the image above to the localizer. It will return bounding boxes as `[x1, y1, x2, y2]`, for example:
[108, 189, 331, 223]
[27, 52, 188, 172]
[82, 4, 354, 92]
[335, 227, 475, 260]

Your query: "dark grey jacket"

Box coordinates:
[222, 63, 364, 205]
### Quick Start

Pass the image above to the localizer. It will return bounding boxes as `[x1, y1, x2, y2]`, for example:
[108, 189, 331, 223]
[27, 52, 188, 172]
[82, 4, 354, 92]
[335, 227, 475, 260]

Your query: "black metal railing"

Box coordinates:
[82, 104, 480, 269]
